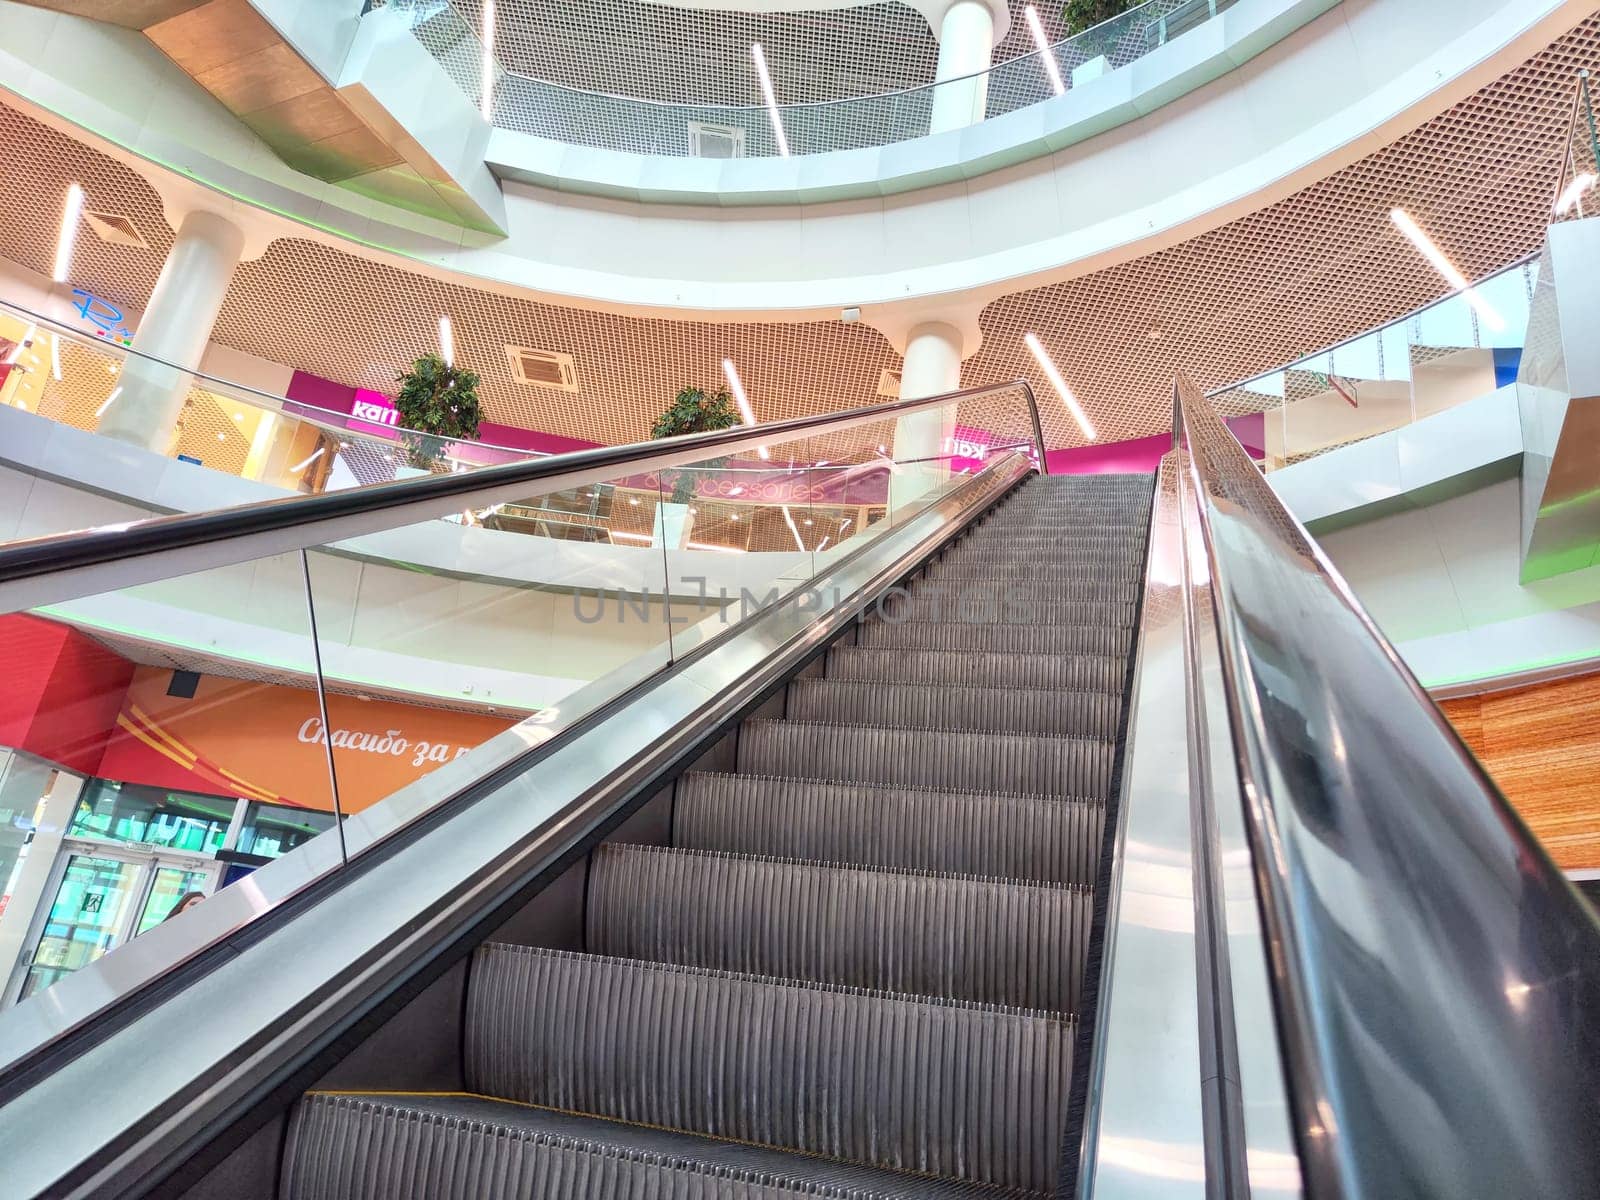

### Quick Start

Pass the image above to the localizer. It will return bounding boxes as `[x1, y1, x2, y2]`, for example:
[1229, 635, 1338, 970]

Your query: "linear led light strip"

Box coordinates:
[1556, 172, 1596, 216]
[780, 505, 806, 552]
[1025, 6, 1065, 96]
[94, 385, 123, 419]
[4, 322, 33, 366]
[1024, 332, 1097, 441]
[1389, 208, 1506, 333]
[439, 314, 455, 367]
[722, 358, 769, 461]
[750, 45, 790, 158]
[53, 183, 84, 283]
[480, 0, 496, 121]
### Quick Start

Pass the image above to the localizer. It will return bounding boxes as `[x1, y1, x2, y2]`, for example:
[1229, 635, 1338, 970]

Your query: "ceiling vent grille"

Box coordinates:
[876, 367, 902, 399]
[505, 345, 579, 392]
[84, 210, 148, 248]
[688, 121, 746, 159]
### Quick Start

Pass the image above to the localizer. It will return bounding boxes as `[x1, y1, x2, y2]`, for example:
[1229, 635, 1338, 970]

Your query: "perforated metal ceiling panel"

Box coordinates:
[0, 14, 1596, 452]
[211, 238, 903, 444]
[0, 103, 173, 314]
[968, 13, 1600, 447]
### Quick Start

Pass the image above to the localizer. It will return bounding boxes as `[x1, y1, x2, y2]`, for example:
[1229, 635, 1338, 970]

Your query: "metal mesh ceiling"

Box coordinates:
[0, 13, 1595, 452]
[968, 13, 1600, 447]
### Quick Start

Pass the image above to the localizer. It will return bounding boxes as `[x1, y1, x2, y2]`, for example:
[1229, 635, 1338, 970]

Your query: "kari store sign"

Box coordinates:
[944, 426, 1037, 473]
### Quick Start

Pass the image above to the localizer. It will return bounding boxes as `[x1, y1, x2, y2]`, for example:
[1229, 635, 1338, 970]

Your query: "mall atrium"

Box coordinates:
[1, 0, 1599, 1196]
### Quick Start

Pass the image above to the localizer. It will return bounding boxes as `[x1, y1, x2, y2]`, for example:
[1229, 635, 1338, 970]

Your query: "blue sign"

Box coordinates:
[70, 288, 134, 345]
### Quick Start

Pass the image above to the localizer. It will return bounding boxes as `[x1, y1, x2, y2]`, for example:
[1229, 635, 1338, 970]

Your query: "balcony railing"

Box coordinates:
[382, 0, 1236, 158]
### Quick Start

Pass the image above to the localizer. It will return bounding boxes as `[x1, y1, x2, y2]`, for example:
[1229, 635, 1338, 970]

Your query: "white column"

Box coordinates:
[929, 0, 995, 133]
[890, 321, 964, 513]
[98, 209, 245, 451]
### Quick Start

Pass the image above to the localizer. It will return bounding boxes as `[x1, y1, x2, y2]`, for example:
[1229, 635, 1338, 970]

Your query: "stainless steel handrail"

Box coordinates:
[1173, 371, 1600, 1198]
[0, 379, 1047, 614]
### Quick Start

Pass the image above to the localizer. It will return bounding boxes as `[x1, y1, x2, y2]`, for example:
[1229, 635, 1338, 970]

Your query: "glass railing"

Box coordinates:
[383, 0, 1234, 158]
[1209, 257, 1539, 471]
[0, 381, 1043, 1025]
[1213, 71, 1593, 473]
[0, 296, 1045, 559]
[0, 299, 546, 525]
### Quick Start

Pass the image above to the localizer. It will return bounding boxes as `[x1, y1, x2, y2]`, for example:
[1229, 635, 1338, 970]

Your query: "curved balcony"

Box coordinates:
[391, 0, 1238, 159]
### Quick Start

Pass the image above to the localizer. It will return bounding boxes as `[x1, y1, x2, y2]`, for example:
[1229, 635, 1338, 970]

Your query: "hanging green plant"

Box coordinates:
[649, 385, 739, 504]
[393, 352, 483, 470]
[1061, 0, 1137, 39]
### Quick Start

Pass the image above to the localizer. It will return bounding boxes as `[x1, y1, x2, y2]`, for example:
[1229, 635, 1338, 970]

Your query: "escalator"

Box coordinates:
[280, 470, 1151, 1199]
[3, 374, 1600, 1200]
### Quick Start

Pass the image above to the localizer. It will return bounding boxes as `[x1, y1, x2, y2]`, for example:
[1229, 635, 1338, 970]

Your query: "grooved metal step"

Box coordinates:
[895, 578, 1139, 603]
[738, 719, 1114, 796]
[674, 772, 1104, 886]
[926, 559, 1143, 581]
[787, 678, 1124, 740]
[282, 1092, 1018, 1199]
[464, 945, 1072, 1195]
[879, 593, 1136, 629]
[588, 843, 1090, 1012]
[825, 646, 1125, 693]
[857, 618, 1133, 658]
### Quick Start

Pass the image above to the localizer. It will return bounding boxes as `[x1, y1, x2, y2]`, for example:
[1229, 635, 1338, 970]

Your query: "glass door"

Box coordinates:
[12, 845, 218, 1004]
[134, 864, 214, 934]
[17, 852, 145, 1001]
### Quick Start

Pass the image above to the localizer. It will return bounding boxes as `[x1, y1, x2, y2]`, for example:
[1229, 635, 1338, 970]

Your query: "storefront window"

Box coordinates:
[236, 801, 336, 859]
[71, 781, 232, 854]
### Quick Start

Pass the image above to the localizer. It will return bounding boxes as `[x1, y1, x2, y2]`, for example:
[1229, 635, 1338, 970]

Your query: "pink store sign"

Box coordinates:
[347, 388, 400, 437]
[945, 426, 1039, 474]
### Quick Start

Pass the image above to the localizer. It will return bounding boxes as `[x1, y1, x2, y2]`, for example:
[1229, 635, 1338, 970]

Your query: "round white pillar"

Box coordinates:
[929, 0, 995, 133]
[890, 321, 964, 513]
[98, 208, 245, 451]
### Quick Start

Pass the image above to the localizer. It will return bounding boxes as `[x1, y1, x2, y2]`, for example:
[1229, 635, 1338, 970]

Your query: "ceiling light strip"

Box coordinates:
[1389, 208, 1506, 332]
[95, 386, 122, 419]
[1024, 332, 1097, 441]
[1556, 172, 1596, 216]
[4, 323, 33, 366]
[750, 45, 790, 158]
[722, 357, 769, 461]
[1025, 7, 1066, 96]
[52, 183, 84, 283]
[439, 314, 455, 367]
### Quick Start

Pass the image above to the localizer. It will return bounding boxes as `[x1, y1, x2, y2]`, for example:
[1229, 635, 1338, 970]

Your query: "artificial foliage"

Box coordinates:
[650, 385, 739, 504]
[1061, 0, 1137, 38]
[393, 352, 483, 468]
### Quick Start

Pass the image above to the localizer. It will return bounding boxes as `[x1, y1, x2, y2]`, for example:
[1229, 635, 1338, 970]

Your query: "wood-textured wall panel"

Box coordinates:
[1440, 673, 1600, 870]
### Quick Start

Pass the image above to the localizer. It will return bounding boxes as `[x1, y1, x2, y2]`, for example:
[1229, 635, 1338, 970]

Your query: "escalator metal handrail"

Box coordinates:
[0, 378, 1047, 613]
[1173, 372, 1600, 1198]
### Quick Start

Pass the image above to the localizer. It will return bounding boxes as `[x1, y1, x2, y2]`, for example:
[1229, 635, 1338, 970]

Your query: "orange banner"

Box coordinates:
[100, 667, 517, 814]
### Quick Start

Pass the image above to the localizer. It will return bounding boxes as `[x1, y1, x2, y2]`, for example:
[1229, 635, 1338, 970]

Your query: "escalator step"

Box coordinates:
[825, 647, 1125, 693]
[465, 945, 1072, 1195]
[675, 773, 1104, 886]
[588, 843, 1090, 1012]
[738, 720, 1113, 797]
[926, 559, 1142, 582]
[282, 1092, 1019, 1199]
[893, 579, 1140, 604]
[787, 678, 1123, 740]
[857, 618, 1132, 658]
[879, 593, 1135, 629]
